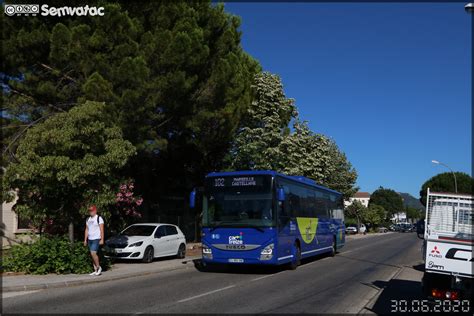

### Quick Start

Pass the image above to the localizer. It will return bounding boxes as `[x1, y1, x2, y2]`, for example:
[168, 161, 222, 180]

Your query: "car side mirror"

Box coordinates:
[277, 188, 285, 202]
[189, 189, 196, 208]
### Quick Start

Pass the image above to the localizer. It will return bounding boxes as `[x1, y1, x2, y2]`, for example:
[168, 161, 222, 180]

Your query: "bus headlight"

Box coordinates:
[202, 245, 213, 259]
[260, 243, 274, 260]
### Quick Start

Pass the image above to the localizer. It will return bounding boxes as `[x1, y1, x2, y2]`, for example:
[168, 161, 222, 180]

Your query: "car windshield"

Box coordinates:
[121, 225, 156, 236]
[203, 175, 275, 228]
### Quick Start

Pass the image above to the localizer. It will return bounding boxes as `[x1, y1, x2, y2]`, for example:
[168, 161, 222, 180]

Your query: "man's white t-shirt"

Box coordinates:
[87, 215, 104, 240]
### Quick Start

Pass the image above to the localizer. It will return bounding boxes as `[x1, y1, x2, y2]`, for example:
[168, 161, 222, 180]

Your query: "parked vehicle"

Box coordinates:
[420, 189, 473, 301]
[345, 226, 358, 234]
[104, 223, 186, 263]
[378, 226, 388, 233]
[359, 223, 367, 234]
[399, 223, 413, 233]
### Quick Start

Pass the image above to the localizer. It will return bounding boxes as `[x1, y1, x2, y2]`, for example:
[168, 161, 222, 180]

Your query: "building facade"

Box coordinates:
[344, 192, 371, 208]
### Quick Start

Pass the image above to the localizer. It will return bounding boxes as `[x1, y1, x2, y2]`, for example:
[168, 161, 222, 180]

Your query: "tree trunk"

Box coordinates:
[68, 221, 74, 243]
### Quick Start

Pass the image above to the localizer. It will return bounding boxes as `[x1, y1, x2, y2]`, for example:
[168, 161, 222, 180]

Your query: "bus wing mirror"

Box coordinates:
[189, 189, 196, 208]
[277, 188, 285, 202]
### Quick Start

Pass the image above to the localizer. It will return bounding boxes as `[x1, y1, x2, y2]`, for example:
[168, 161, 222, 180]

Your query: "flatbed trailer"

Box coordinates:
[421, 189, 473, 302]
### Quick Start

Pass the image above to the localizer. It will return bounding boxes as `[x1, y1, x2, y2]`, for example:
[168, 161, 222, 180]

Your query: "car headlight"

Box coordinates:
[202, 244, 212, 259]
[129, 241, 143, 247]
[260, 243, 274, 260]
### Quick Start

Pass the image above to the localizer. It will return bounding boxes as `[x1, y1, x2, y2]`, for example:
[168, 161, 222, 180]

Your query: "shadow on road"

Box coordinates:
[368, 279, 423, 314]
[192, 252, 330, 274]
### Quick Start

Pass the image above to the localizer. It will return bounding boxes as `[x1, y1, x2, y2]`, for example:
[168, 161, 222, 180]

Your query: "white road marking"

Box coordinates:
[177, 285, 236, 303]
[251, 270, 287, 281]
[2, 290, 39, 298]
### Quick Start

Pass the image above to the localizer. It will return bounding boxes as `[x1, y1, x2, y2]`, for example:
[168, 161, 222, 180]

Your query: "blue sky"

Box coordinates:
[225, 2, 472, 197]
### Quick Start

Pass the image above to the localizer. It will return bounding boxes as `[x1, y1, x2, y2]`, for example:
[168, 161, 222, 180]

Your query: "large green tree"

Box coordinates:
[2, 101, 136, 234]
[369, 187, 404, 220]
[2, 1, 260, 225]
[419, 172, 473, 205]
[228, 72, 296, 170]
[229, 72, 357, 197]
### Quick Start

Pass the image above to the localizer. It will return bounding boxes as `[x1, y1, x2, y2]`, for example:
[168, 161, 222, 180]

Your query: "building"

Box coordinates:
[344, 192, 371, 208]
[1, 194, 35, 248]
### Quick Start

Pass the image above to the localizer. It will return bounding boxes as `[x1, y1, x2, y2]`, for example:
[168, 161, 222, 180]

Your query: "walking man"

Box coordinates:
[84, 205, 105, 276]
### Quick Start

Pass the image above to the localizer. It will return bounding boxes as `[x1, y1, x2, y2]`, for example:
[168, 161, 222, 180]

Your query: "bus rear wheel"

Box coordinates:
[289, 242, 301, 270]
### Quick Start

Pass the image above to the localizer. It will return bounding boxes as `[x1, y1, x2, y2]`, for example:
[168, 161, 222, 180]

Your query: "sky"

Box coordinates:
[225, 2, 472, 198]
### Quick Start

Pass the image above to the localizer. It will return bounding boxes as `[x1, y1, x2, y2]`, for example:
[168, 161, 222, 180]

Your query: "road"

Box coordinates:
[3, 233, 423, 314]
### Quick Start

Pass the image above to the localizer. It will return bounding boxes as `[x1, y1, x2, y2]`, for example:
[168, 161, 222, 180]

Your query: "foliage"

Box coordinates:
[111, 181, 143, 233]
[2, 236, 109, 274]
[369, 187, 404, 220]
[2, 1, 260, 228]
[399, 192, 424, 210]
[229, 72, 296, 170]
[362, 204, 386, 227]
[419, 172, 473, 205]
[229, 72, 357, 198]
[405, 206, 423, 220]
[2, 101, 136, 231]
[345, 200, 366, 227]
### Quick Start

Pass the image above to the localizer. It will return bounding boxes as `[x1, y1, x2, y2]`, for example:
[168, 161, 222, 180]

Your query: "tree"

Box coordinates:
[229, 72, 358, 197]
[2, 1, 260, 226]
[419, 172, 473, 205]
[345, 200, 367, 229]
[369, 187, 404, 221]
[228, 72, 296, 170]
[405, 206, 423, 221]
[362, 204, 386, 229]
[2, 101, 136, 237]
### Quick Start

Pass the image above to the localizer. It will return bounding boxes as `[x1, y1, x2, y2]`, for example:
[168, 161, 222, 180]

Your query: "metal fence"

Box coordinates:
[426, 188, 473, 236]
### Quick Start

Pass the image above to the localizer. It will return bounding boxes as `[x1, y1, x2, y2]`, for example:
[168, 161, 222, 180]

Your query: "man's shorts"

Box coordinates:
[88, 239, 100, 252]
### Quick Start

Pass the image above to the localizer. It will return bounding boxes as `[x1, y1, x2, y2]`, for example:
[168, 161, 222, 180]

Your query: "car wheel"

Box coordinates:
[177, 243, 186, 259]
[289, 242, 301, 270]
[142, 246, 154, 263]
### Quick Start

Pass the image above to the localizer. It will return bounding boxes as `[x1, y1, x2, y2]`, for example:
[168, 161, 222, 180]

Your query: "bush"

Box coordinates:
[1, 236, 110, 274]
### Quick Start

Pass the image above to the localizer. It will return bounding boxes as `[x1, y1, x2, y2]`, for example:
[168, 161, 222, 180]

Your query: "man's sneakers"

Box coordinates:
[89, 265, 102, 276]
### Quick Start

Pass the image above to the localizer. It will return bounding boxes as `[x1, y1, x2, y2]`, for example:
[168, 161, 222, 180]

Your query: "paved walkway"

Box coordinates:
[2, 255, 200, 292]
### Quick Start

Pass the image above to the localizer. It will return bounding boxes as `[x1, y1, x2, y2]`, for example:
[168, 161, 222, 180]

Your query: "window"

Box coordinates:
[166, 225, 178, 235]
[17, 214, 33, 230]
[155, 225, 167, 238]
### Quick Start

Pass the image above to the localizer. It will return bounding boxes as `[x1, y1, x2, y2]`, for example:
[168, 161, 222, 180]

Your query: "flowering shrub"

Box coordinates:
[110, 181, 144, 232]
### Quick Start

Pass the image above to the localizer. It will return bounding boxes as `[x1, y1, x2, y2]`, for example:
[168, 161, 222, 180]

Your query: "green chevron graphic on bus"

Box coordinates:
[296, 217, 318, 244]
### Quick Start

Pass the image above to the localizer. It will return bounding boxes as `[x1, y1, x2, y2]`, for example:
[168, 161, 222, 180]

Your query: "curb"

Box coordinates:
[3, 257, 199, 293]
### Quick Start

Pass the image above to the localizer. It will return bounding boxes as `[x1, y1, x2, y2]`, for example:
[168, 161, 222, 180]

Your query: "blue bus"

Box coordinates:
[190, 170, 345, 269]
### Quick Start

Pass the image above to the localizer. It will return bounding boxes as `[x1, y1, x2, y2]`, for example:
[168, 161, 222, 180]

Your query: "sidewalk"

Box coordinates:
[361, 262, 424, 314]
[3, 253, 201, 293]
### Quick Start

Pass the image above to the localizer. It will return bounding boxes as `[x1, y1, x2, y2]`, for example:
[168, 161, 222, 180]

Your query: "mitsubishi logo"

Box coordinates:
[429, 245, 442, 258]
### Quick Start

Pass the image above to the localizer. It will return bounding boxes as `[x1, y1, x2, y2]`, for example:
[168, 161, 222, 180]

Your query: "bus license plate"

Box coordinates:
[228, 258, 244, 263]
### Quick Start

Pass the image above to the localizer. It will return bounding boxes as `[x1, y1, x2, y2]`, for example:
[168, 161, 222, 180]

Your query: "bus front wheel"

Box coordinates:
[289, 242, 301, 270]
[330, 237, 336, 257]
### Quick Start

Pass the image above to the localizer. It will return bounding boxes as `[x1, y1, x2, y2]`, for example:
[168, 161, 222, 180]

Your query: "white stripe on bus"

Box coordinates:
[301, 246, 333, 255]
[277, 255, 294, 261]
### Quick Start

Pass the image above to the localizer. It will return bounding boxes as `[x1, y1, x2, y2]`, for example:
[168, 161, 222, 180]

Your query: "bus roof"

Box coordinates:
[206, 170, 342, 195]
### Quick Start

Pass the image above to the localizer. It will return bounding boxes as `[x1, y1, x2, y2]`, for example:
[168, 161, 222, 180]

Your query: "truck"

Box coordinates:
[421, 189, 473, 302]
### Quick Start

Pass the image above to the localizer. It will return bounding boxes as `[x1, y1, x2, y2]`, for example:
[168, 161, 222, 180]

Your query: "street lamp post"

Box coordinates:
[431, 160, 458, 193]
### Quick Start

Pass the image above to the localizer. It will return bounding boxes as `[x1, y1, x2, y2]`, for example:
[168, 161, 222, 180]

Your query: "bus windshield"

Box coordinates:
[203, 175, 275, 228]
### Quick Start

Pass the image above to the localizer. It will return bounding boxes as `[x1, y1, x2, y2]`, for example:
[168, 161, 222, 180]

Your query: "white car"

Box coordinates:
[104, 223, 186, 263]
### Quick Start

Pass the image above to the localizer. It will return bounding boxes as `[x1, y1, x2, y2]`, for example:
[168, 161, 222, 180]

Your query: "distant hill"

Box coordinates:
[399, 192, 425, 210]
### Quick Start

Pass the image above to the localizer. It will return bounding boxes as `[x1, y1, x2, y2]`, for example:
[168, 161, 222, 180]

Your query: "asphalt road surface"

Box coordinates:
[3, 233, 423, 314]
